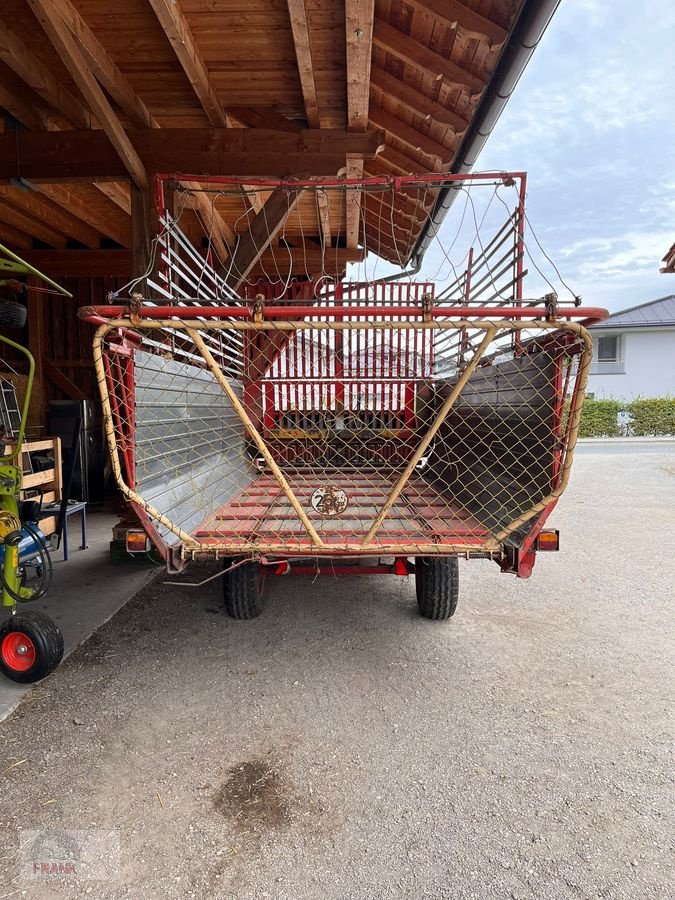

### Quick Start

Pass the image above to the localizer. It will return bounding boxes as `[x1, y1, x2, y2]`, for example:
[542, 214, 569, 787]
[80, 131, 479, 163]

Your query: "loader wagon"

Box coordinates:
[82, 173, 607, 620]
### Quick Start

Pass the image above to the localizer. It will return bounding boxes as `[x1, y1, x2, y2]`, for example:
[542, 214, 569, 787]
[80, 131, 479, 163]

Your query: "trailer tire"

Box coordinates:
[223, 560, 266, 619]
[0, 300, 27, 329]
[0, 611, 64, 683]
[415, 557, 459, 620]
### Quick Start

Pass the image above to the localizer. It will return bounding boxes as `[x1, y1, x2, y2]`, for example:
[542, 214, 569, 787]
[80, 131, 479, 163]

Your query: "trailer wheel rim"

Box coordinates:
[1, 632, 37, 672]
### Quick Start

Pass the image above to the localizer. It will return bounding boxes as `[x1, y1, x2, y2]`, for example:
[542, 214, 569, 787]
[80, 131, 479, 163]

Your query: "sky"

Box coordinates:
[351, 0, 675, 314]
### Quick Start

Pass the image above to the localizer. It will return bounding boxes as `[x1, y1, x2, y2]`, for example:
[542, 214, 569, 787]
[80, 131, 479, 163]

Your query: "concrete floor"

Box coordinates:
[0, 512, 155, 720]
[0, 444, 673, 899]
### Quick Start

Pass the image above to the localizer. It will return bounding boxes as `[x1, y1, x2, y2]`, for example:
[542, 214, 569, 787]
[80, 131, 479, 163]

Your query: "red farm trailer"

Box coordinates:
[81, 173, 607, 620]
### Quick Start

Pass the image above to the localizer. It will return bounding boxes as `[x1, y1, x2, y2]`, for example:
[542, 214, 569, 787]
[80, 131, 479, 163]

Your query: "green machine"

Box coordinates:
[0, 243, 72, 683]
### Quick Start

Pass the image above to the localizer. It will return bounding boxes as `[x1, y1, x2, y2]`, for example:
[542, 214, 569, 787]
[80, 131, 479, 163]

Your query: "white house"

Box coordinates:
[586, 295, 675, 400]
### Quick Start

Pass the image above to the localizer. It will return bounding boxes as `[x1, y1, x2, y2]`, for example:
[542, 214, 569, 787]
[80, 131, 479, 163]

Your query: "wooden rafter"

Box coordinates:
[286, 0, 321, 128]
[147, 0, 227, 127]
[0, 201, 68, 248]
[179, 181, 233, 263]
[373, 20, 485, 96]
[0, 20, 92, 129]
[37, 184, 130, 247]
[0, 36, 130, 234]
[345, 0, 374, 131]
[50, 0, 157, 129]
[225, 186, 304, 290]
[27, 0, 148, 188]
[370, 69, 469, 133]
[0, 128, 385, 181]
[93, 182, 131, 216]
[405, 0, 508, 47]
[0, 78, 61, 131]
[0, 185, 104, 248]
[369, 105, 455, 162]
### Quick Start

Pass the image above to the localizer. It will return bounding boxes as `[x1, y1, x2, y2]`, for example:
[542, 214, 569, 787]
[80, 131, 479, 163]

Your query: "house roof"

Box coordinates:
[589, 295, 675, 329]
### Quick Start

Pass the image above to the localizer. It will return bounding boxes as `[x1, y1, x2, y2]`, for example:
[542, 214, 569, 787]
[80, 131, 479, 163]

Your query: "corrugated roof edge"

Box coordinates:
[410, 0, 563, 268]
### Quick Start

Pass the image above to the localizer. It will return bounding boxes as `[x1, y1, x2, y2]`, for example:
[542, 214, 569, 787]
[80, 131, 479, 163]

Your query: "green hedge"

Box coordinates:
[577, 398, 622, 437]
[625, 398, 675, 436]
[572, 396, 675, 437]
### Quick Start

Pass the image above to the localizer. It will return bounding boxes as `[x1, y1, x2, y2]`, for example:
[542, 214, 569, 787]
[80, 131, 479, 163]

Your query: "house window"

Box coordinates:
[592, 334, 624, 374]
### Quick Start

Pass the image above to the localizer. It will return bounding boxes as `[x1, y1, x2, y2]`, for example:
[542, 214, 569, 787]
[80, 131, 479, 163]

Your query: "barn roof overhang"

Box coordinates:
[0, 0, 560, 283]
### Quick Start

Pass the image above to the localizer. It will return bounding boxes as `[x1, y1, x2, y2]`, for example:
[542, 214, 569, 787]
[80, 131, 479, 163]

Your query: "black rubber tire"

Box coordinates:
[223, 560, 266, 619]
[0, 300, 28, 329]
[415, 557, 459, 620]
[0, 611, 64, 683]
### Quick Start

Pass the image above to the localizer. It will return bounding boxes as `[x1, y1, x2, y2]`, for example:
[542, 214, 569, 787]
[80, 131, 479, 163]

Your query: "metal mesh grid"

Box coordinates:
[94, 315, 590, 560]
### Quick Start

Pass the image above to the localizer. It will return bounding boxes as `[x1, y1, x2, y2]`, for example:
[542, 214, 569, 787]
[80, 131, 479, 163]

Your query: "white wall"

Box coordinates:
[587, 327, 675, 400]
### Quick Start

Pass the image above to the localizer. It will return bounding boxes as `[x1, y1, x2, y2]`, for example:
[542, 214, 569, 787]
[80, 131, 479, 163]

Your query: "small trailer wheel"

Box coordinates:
[223, 559, 266, 619]
[0, 299, 28, 329]
[415, 557, 459, 620]
[0, 611, 64, 683]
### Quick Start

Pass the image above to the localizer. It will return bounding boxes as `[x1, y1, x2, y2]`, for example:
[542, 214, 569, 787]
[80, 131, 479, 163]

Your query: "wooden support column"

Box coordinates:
[131, 184, 157, 291]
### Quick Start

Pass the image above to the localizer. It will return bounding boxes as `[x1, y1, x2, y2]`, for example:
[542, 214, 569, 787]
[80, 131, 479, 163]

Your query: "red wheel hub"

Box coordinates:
[1, 631, 37, 672]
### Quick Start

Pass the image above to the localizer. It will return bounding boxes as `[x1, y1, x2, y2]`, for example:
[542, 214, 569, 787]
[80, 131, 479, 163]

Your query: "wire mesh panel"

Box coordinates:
[94, 315, 591, 560]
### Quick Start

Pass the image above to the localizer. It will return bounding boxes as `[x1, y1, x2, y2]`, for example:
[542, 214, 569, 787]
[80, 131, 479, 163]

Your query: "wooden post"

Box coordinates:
[130, 184, 157, 292]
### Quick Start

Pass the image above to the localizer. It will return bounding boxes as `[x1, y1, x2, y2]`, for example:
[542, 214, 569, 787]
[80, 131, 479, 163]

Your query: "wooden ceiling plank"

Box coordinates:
[373, 20, 484, 96]
[147, 0, 228, 127]
[0, 20, 92, 130]
[37, 183, 130, 247]
[286, 0, 321, 128]
[405, 0, 508, 47]
[0, 128, 385, 180]
[369, 105, 454, 162]
[51, 0, 158, 129]
[27, 0, 149, 189]
[225, 185, 305, 290]
[345, 0, 375, 131]
[370, 68, 468, 132]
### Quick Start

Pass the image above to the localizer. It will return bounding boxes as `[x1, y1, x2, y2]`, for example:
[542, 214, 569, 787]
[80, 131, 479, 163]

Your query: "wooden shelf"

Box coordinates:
[4, 438, 62, 537]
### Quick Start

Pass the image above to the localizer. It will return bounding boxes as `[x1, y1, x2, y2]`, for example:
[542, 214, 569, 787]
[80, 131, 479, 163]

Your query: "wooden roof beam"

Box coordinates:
[373, 20, 484, 96]
[346, 0, 374, 131]
[405, 0, 508, 47]
[225, 186, 304, 290]
[0, 184, 105, 248]
[36, 184, 130, 247]
[369, 105, 455, 163]
[0, 20, 92, 129]
[50, 0, 158, 130]
[93, 181, 131, 216]
[0, 128, 385, 181]
[27, 0, 148, 188]
[147, 0, 227, 127]
[370, 68, 469, 133]
[286, 0, 321, 128]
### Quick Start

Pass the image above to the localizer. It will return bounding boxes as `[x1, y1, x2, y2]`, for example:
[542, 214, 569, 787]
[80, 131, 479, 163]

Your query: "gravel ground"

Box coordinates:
[0, 446, 673, 900]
